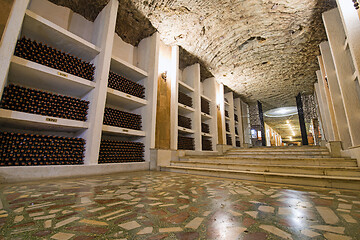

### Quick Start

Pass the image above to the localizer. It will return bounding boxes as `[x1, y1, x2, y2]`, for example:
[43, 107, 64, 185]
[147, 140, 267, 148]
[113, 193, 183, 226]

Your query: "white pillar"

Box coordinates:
[315, 71, 335, 141]
[319, 41, 352, 149]
[314, 79, 330, 142]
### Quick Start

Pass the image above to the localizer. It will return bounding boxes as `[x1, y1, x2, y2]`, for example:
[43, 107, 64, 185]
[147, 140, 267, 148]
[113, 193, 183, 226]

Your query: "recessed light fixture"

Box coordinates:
[264, 107, 298, 118]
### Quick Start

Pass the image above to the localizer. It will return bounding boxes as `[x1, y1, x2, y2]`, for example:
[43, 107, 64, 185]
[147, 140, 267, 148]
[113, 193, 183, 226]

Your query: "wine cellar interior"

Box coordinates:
[1, 0, 360, 239]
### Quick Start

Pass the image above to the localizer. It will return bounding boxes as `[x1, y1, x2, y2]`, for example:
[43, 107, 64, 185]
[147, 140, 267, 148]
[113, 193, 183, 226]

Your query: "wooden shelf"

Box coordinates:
[178, 126, 195, 134]
[106, 88, 147, 110]
[178, 80, 194, 93]
[226, 132, 231, 135]
[201, 132, 212, 138]
[225, 116, 230, 121]
[224, 101, 230, 106]
[201, 94, 211, 102]
[178, 103, 195, 114]
[102, 125, 145, 137]
[22, 10, 100, 62]
[201, 112, 213, 121]
[111, 55, 148, 82]
[9, 56, 95, 98]
[0, 109, 88, 132]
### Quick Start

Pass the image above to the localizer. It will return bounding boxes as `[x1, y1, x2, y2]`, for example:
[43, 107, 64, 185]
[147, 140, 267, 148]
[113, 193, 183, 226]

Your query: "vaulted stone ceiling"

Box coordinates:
[50, 0, 337, 110]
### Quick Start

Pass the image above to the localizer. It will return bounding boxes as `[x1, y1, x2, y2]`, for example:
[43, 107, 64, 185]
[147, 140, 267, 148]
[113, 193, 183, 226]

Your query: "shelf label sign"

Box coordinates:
[46, 117, 58, 123]
[58, 72, 68, 78]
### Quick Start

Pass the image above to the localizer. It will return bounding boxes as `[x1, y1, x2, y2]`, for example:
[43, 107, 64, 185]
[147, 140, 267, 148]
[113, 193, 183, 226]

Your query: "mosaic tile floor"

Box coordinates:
[0, 171, 359, 240]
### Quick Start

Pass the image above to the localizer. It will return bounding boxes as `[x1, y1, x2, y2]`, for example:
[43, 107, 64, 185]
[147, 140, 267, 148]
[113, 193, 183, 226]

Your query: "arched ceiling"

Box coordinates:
[50, 0, 337, 110]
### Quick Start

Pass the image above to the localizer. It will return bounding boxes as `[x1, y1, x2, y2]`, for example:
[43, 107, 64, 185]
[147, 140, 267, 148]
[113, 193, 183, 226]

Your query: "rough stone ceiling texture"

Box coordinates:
[50, 0, 337, 110]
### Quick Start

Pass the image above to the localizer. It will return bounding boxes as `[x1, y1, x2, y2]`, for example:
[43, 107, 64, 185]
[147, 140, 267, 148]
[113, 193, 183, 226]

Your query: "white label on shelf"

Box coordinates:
[58, 72, 68, 78]
[46, 118, 58, 123]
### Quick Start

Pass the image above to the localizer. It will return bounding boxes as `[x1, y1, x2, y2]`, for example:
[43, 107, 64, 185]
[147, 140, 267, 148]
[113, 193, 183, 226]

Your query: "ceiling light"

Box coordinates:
[264, 107, 298, 118]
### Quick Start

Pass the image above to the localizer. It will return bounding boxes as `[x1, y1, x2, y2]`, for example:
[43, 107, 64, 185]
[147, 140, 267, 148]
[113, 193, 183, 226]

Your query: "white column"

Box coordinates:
[323, 8, 360, 146]
[316, 70, 335, 141]
[234, 98, 244, 146]
[319, 41, 352, 149]
[192, 64, 201, 151]
[317, 55, 340, 141]
[170, 45, 179, 150]
[314, 78, 331, 142]
[81, 0, 118, 165]
[0, 0, 30, 97]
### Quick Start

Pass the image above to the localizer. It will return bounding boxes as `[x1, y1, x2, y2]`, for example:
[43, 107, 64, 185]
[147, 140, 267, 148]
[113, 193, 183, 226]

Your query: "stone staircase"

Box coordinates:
[161, 146, 360, 190]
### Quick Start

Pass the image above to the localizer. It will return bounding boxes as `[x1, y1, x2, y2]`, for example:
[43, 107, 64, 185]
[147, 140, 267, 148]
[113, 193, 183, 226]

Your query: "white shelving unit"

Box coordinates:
[0, 0, 158, 181]
[224, 91, 236, 147]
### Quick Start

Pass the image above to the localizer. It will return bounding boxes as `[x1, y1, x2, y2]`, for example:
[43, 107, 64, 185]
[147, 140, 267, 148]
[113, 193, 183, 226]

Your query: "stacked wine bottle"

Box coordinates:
[178, 91, 193, 107]
[201, 97, 210, 115]
[178, 136, 195, 150]
[201, 122, 210, 134]
[225, 110, 229, 118]
[14, 37, 95, 81]
[236, 140, 241, 147]
[178, 115, 192, 129]
[202, 137, 212, 151]
[226, 135, 232, 145]
[234, 114, 239, 122]
[235, 128, 239, 135]
[226, 122, 230, 132]
[99, 140, 144, 163]
[108, 71, 145, 99]
[0, 131, 85, 166]
[103, 107, 142, 130]
[1, 84, 89, 121]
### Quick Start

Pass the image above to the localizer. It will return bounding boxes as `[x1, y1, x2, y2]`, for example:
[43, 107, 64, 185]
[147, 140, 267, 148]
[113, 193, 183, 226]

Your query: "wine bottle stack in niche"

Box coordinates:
[178, 91, 193, 108]
[14, 37, 95, 81]
[226, 122, 230, 132]
[108, 71, 145, 99]
[0, 132, 85, 166]
[1, 84, 89, 121]
[234, 114, 238, 122]
[99, 140, 144, 163]
[202, 137, 212, 151]
[225, 110, 229, 118]
[236, 140, 241, 147]
[103, 107, 142, 130]
[178, 136, 195, 150]
[235, 128, 238, 135]
[201, 122, 210, 134]
[226, 135, 232, 145]
[178, 115, 192, 129]
[201, 97, 210, 115]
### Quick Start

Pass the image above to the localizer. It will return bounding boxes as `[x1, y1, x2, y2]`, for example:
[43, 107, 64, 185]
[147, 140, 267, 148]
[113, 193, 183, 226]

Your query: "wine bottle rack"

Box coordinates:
[202, 137, 212, 151]
[234, 114, 238, 122]
[14, 37, 95, 81]
[1, 84, 89, 121]
[201, 122, 210, 134]
[178, 115, 192, 129]
[103, 107, 142, 130]
[178, 91, 193, 108]
[0, 131, 85, 166]
[98, 139, 144, 163]
[226, 135, 232, 146]
[108, 71, 145, 99]
[178, 135, 195, 150]
[236, 140, 240, 147]
[226, 122, 230, 132]
[201, 97, 210, 115]
[235, 128, 239, 135]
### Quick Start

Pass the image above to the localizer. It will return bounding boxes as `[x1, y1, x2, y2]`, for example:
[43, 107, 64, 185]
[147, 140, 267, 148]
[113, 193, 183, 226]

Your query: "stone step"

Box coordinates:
[224, 153, 331, 158]
[179, 157, 358, 167]
[171, 161, 360, 177]
[228, 148, 329, 153]
[161, 166, 360, 190]
[227, 150, 330, 155]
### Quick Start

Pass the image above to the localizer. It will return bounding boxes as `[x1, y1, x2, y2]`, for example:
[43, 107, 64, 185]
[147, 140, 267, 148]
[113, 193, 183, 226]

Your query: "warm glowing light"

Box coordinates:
[286, 120, 290, 124]
[292, 131, 296, 136]
[290, 136, 293, 141]
[264, 107, 298, 118]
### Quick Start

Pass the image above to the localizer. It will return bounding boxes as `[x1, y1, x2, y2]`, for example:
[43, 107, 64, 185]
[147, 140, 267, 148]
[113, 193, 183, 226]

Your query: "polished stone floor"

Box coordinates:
[0, 171, 359, 240]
